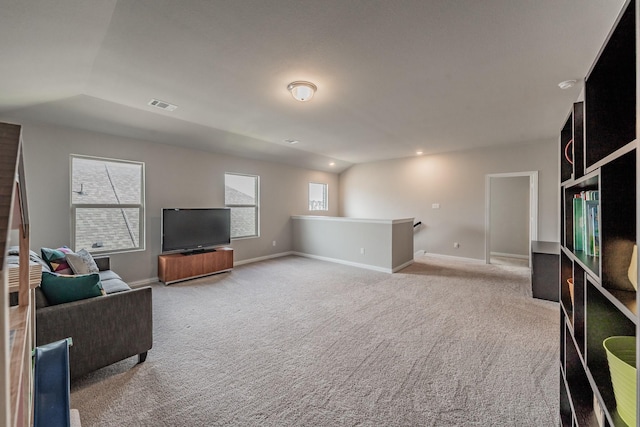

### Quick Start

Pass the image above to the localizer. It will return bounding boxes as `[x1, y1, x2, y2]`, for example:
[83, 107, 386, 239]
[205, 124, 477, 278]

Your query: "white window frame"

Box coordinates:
[309, 182, 328, 211]
[224, 172, 260, 239]
[70, 154, 145, 254]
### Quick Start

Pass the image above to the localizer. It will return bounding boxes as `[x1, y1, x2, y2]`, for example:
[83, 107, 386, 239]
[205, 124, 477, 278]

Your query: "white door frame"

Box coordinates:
[484, 171, 539, 266]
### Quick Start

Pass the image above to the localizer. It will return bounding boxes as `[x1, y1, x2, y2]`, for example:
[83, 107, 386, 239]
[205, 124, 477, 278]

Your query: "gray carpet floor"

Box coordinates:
[71, 255, 559, 426]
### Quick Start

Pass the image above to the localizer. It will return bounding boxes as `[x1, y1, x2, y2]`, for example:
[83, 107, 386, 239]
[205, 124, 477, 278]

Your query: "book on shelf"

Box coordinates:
[573, 190, 600, 257]
[573, 197, 585, 251]
[585, 200, 599, 256]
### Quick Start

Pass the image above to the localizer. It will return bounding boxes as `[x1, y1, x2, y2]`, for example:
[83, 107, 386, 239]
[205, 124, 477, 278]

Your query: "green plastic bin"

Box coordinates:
[603, 336, 636, 427]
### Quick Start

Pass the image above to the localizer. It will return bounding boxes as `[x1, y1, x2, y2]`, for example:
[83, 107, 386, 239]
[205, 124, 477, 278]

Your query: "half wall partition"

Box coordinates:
[291, 216, 414, 273]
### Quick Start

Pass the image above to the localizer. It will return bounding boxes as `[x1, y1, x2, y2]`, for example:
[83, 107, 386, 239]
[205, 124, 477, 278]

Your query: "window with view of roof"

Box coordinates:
[71, 155, 145, 253]
[309, 182, 328, 211]
[224, 173, 259, 239]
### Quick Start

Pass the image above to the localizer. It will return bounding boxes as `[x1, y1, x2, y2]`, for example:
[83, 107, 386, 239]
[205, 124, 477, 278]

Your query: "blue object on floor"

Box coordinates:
[34, 338, 71, 427]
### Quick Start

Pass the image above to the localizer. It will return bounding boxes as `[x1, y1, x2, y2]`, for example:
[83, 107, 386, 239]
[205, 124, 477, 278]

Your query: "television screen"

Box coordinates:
[161, 208, 231, 253]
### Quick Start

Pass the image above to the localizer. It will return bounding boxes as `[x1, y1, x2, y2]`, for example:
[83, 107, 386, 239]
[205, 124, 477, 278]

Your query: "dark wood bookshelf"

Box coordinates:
[573, 263, 586, 356]
[561, 114, 573, 183]
[558, 1, 638, 425]
[572, 251, 600, 280]
[586, 280, 635, 427]
[560, 102, 585, 184]
[585, 0, 636, 168]
[560, 375, 573, 426]
[565, 324, 598, 426]
[561, 250, 574, 326]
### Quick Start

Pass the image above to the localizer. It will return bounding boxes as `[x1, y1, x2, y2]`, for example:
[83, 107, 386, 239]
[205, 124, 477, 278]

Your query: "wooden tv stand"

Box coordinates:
[158, 248, 233, 284]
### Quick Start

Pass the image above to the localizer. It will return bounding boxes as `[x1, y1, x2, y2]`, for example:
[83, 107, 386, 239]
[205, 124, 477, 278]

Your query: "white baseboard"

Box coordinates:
[129, 277, 159, 287]
[132, 250, 412, 283]
[393, 259, 415, 272]
[291, 251, 403, 273]
[233, 251, 294, 266]
[490, 252, 529, 260]
[423, 252, 485, 264]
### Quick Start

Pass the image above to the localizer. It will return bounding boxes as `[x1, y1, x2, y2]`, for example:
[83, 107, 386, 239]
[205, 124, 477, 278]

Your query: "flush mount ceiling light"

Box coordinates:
[558, 79, 577, 90]
[287, 81, 317, 102]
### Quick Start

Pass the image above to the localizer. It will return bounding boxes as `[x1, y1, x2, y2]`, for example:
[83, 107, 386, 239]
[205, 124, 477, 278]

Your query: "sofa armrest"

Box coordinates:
[36, 286, 153, 379]
[94, 256, 110, 272]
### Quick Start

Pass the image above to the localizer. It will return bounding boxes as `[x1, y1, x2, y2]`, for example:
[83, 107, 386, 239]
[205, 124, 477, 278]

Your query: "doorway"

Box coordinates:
[484, 171, 538, 267]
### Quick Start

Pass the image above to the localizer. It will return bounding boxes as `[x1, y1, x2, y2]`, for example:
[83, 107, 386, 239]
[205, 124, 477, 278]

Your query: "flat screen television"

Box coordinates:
[161, 208, 231, 253]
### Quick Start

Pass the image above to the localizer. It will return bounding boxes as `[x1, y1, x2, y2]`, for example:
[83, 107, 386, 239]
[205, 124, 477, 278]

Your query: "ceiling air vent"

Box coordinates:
[148, 99, 178, 111]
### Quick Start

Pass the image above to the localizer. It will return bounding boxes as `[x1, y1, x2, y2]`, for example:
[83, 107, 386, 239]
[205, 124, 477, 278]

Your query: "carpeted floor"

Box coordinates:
[71, 255, 559, 426]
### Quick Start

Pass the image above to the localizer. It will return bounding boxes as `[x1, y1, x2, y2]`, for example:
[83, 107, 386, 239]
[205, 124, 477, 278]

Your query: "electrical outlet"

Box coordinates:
[454, 242, 460, 248]
[432, 203, 440, 209]
[272, 240, 276, 246]
[360, 247, 365, 255]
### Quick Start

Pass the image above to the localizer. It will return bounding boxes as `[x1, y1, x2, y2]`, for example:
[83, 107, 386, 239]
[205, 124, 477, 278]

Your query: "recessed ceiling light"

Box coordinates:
[416, 151, 423, 155]
[558, 80, 577, 90]
[148, 98, 178, 111]
[284, 139, 299, 144]
[329, 162, 335, 166]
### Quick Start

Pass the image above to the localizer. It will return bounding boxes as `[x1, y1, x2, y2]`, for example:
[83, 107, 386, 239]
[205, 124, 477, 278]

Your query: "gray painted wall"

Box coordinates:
[391, 221, 415, 268]
[490, 176, 530, 257]
[338, 139, 558, 261]
[10, 121, 339, 283]
[6, 117, 558, 280]
[291, 216, 414, 271]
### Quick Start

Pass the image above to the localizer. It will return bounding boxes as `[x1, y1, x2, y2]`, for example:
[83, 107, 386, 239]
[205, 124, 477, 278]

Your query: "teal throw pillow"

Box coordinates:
[40, 272, 105, 305]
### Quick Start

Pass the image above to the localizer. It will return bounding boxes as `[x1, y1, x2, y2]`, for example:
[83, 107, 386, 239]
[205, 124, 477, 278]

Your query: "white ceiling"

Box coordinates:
[0, 0, 627, 172]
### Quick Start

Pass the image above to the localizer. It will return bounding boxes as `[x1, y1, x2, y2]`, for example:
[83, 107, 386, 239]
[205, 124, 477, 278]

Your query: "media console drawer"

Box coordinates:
[158, 248, 233, 284]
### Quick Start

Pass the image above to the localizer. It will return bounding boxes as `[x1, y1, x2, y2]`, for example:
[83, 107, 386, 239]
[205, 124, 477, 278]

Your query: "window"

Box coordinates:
[71, 155, 145, 253]
[225, 173, 259, 238]
[309, 182, 328, 211]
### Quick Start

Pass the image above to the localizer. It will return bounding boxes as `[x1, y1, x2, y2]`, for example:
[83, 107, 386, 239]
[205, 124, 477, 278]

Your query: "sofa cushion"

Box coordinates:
[101, 278, 131, 294]
[41, 247, 74, 275]
[66, 249, 99, 275]
[6, 247, 51, 273]
[40, 272, 105, 305]
[99, 270, 122, 282]
[98, 266, 131, 293]
[8, 246, 44, 261]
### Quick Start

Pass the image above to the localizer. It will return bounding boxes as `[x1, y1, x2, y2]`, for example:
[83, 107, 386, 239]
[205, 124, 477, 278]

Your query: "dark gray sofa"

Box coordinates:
[9, 248, 153, 379]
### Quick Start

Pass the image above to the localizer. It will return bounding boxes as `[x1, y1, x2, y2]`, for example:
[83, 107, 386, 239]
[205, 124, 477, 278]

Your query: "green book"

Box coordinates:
[573, 197, 585, 251]
[585, 201, 599, 256]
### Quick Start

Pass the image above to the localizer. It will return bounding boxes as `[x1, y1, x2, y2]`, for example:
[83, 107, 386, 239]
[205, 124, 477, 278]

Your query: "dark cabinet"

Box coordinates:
[531, 241, 559, 302]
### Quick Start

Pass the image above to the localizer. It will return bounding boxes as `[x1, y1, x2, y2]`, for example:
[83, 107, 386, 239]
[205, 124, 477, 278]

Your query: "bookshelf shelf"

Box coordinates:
[572, 251, 600, 280]
[605, 288, 637, 321]
[585, 140, 637, 175]
[559, 1, 638, 425]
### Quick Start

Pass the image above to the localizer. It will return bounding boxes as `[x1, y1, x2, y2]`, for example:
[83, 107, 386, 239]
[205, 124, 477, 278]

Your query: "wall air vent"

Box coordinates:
[148, 99, 178, 111]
